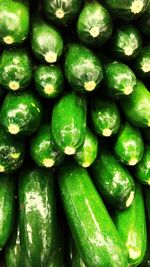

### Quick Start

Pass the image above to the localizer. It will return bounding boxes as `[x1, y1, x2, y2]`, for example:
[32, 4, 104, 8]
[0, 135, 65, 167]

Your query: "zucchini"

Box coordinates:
[138, 2, 150, 37]
[64, 43, 103, 93]
[134, 46, 150, 78]
[52, 92, 87, 155]
[77, 2, 112, 47]
[134, 145, 150, 185]
[58, 160, 128, 267]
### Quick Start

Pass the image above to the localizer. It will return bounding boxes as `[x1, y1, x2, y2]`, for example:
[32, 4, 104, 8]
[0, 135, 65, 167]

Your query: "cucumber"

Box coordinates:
[30, 123, 65, 168]
[113, 121, 144, 166]
[57, 160, 128, 267]
[90, 143, 135, 209]
[138, 2, 150, 37]
[134, 145, 150, 185]
[0, 174, 15, 250]
[73, 127, 98, 168]
[113, 183, 147, 266]
[64, 43, 103, 93]
[34, 65, 64, 99]
[134, 46, 150, 78]
[77, 2, 112, 47]
[44, 0, 81, 26]
[52, 92, 87, 155]
[120, 80, 150, 128]
[0, 49, 32, 92]
[19, 167, 56, 267]
[0, 127, 25, 174]
[90, 95, 121, 137]
[0, 92, 42, 136]
[71, 240, 85, 267]
[0, 0, 29, 46]
[31, 17, 63, 64]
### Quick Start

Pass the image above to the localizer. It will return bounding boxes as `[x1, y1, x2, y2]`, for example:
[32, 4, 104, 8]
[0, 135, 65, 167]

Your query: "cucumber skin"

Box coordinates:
[134, 145, 150, 185]
[58, 160, 128, 267]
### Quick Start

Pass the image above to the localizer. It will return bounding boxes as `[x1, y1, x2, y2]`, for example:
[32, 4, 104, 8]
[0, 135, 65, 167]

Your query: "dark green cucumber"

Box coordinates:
[113, 183, 147, 266]
[0, 127, 25, 173]
[19, 167, 56, 267]
[0, 0, 29, 46]
[120, 80, 150, 128]
[34, 65, 64, 99]
[31, 17, 63, 64]
[58, 160, 128, 267]
[134, 46, 150, 78]
[73, 127, 98, 168]
[90, 143, 135, 209]
[44, 0, 81, 26]
[104, 61, 136, 98]
[90, 95, 121, 137]
[0, 174, 15, 250]
[0, 92, 42, 136]
[71, 241, 85, 267]
[0, 49, 32, 92]
[111, 24, 142, 61]
[138, 2, 150, 37]
[31, 123, 65, 168]
[134, 145, 150, 185]
[52, 92, 87, 155]
[113, 121, 144, 166]
[77, 2, 112, 47]
[64, 43, 103, 93]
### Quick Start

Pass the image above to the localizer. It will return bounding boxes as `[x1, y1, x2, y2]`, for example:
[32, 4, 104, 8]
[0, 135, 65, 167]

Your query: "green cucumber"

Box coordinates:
[52, 92, 87, 155]
[0, 92, 42, 136]
[90, 95, 121, 137]
[73, 127, 98, 168]
[77, 2, 112, 47]
[58, 160, 128, 267]
[31, 17, 63, 64]
[113, 183, 147, 266]
[90, 143, 135, 209]
[64, 43, 103, 93]
[34, 64, 64, 99]
[19, 167, 56, 267]
[44, 0, 81, 26]
[134, 145, 150, 185]
[0, 0, 29, 46]
[30, 123, 65, 168]
[138, 2, 150, 37]
[120, 80, 150, 128]
[71, 241, 85, 267]
[0, 49, 32, 92]
[134, 46, 150, 78]
[113, 121, 144, 166]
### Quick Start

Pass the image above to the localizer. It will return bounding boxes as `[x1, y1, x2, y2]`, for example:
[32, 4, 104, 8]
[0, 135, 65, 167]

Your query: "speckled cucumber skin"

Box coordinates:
[58, 160, 128, 267]
[134, 46, 150, 79]
[113, 183, 147, 266]
[134, 145, 150, 185]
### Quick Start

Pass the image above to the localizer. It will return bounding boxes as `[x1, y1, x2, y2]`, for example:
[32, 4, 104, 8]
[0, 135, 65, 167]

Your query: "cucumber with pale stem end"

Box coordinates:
[134, 46, 150, 78]
[134, 145, 150, 185]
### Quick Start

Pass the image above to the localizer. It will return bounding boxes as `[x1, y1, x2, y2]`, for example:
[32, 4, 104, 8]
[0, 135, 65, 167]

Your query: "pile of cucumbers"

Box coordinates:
[0, 0, 150, 266]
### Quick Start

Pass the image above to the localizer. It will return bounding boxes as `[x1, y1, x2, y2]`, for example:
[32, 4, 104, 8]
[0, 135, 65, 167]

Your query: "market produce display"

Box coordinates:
[0, 0, 150, 266]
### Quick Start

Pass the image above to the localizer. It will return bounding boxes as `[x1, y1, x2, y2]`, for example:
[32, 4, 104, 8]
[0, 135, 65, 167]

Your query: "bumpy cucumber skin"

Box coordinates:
[52, 92, 87, 155]
[77, 2, 112, 47]
[34, 65, 64, 99]
[120, 80, 150, 128]
[44, 0, 81, 26]
[19, 167, 56, 267]
[90, 96, 121, 137]
[64, 43, 103, 93]
[113, 122, 144, 166]
[134, 46, 150, 78]
[134, 145, 150, 185]
[0, 92, 42, 136]
[31, 124, 65, 168]
[138, 2, 150, 37]
[0, 174, 15, 250]
[0, 49, 32, 92]
[113, 183, 147, 266]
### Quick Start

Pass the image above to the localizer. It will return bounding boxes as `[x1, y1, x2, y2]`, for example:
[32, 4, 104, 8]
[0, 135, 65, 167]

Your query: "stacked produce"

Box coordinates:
[0, 0, 150, 266]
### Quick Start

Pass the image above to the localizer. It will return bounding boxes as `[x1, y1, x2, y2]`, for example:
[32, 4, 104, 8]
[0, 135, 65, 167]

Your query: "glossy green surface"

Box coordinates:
[52, 92, 87, 155]
[120, 80, 150, 127]
[0, 49, 32, 92]
[138, 2, 150, 37]
[0, 92, 42, 136]
[135, 46, 150, 78]
[90, 144, 135, 209]
[134, 145, 150, 185]
[58, 160, 128, 267]
[113, 122, 144, 166]
[19, 167, 56, 267]
[77, 2, 112, 47]
[113, 183, 147, 266]
[65, 43, 103, 93]
[34, 65, 64, 99]
[31, 123, 65, 168]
